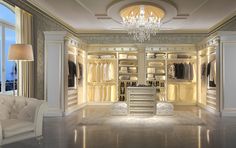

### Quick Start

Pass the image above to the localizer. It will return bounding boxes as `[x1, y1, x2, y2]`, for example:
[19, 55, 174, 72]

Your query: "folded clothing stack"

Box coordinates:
[130, 76, 138, 81]
[128, 67, 137, 73]
[147, 68, 155, 73]
[100, 55, 115, 59]
[147, 53, 155, 59]
[119, 54, 127, 59]
[127, 55, 137, 59]
[119, 75, 130, 80]
[120, 67, 128, 73]
[148, 62, 164, 67]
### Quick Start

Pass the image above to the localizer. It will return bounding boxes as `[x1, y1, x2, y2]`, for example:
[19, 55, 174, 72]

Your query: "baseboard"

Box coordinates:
[221, 109, 236, 116]
[87, 102, 113, 105]
[44, 108, 64, 117]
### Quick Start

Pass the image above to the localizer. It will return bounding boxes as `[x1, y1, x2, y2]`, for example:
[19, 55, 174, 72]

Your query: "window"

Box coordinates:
[0, 2, 16, 94]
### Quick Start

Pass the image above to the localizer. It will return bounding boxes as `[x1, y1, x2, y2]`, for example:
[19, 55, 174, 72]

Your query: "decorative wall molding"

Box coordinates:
[78, 33, 207, 44]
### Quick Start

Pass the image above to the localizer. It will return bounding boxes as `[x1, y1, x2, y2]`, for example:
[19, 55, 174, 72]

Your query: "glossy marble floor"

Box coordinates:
[2, 105, 236, 148]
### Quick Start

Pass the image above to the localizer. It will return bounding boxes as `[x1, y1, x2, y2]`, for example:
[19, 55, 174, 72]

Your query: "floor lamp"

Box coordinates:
[8, 44, 34, 96]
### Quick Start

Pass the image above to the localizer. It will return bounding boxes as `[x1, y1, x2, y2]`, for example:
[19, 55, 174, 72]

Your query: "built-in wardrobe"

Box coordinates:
[86, 47, 139, 104]
[86, 52, 117, 103]
[198, 40, 218, 113]
[145, 46, 197, 105]
[44, 31, 236, 117]
[86, 45, 197, 105]
[44, 31, 86, 116]
[197, 31, 236, 116]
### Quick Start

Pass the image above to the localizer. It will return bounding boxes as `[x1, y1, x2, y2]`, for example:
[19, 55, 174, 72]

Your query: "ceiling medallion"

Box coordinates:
[120, 4, 165, 43]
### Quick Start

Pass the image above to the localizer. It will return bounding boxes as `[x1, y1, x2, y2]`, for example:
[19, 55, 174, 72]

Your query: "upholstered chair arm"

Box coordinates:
[34, 102, 47, 137]
[0, 121, 2, 145]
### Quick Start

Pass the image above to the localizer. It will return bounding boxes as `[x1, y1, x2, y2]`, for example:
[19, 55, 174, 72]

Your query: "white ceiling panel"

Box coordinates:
[27, 0, 236, 33]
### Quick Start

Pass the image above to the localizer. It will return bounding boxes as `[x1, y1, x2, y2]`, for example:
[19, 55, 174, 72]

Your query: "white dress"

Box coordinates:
[108, 62, 115, 80]
[95, 63, 100, 82]
[103, 63, 108, 81]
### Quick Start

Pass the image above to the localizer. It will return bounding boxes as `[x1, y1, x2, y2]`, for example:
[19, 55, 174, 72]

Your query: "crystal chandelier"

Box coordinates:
[120, 4, 165, 42]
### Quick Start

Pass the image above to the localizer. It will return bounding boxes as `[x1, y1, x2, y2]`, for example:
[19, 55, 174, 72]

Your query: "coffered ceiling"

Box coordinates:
[27, 0, 236, 33]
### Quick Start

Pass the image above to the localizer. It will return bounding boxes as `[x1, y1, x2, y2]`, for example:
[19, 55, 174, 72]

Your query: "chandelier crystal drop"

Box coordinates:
[120, 5, 165, 43]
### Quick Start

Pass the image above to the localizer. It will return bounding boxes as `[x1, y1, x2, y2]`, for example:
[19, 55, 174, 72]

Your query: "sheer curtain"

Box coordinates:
[15, 7, 34, 97]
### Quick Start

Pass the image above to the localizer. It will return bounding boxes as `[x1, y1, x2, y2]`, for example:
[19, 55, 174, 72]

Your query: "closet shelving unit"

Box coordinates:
[67, 47, 78, 112]
[118, 52, 139, 101]
[198, 47, 217, 111]
[206, 49, 217, 111]
[145, 51, 167, 101]
[87, 52, 118, 103]
[145, 48, 197, 105]
[166, 52, 197, 105]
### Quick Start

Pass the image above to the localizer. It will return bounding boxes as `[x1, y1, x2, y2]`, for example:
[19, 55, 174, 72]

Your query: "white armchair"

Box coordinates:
[0, 94, 47, 145]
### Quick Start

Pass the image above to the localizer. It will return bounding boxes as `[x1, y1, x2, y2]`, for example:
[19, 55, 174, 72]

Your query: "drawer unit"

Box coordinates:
[127, 87, 156, 115]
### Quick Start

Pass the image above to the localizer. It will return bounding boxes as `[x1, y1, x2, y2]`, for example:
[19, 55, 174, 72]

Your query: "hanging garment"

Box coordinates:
[167, 84, 177, 101]
[174, 63, 178, 78]
[201, 63, 206, 77]
[111, 85, 116, 102]
[183, 63, 189, 80]
[68, 61, 77, 77]
[88, 63, 94, 82]
[189, 63, 194, 81]
[99, 63, 104, 82]
[207, 60, 216, 87]
[94, 86, 101, 102]
[180, 63, 185, 79]
[102, 85, 107, 102]
[88, 86, 95, 102]
[168, 64, 175, 79]
[100, 85, 103, 102]
[175, 63, 184, 79]
[210, 60, 216, 82]
[95, 63, 100, 82]
[77, 63, 81, 80]
[108, 62, 115, 80]
[68, 60, 77, 87]
[103, 63, 108, 81]
[106, 85, 111, 101]
[207, 62, 211, 77]
[77, 63, 83, 81]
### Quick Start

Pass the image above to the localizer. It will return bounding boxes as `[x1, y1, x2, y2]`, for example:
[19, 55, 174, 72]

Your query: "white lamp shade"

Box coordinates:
[8, 44, 34, 61]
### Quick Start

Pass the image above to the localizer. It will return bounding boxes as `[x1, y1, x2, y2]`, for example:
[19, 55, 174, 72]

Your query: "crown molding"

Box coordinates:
[208, 12, 236, 35]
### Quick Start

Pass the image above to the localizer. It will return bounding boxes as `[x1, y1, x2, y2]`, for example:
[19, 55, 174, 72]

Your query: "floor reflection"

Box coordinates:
[2, 106, 236, 148]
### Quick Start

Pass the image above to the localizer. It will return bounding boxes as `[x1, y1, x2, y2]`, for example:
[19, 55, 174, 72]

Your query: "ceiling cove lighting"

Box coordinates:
[120, 4, 165, 43]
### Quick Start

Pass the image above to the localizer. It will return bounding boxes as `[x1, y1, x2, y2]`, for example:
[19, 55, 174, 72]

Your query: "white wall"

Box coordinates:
[220, 32, 236, 116]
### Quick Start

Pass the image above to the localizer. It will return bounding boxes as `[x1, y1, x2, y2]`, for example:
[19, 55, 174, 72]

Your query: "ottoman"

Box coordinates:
[111, 102, 128, 116]
[156, 102, 174, 116]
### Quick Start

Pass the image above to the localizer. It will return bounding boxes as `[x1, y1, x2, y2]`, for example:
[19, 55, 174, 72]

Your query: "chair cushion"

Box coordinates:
[0, 104, 10, 120]
[17, 99, 39, 122]
[1, 119, 34, 138]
